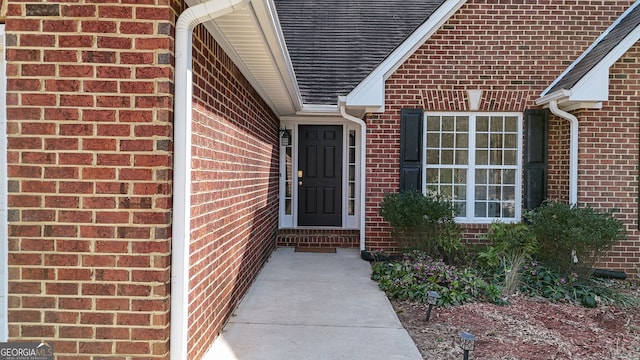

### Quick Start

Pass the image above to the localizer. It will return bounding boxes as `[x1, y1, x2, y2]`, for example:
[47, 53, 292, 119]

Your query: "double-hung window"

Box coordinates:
[424, 113, 522, 223]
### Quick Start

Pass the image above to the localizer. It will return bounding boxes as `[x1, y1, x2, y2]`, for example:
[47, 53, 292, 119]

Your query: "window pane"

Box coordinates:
[427, 116, 441, 131]
[454, 202, 466, 217]
[502, 202, 515, 217]
[285, 199, 292, 215]
[454, 169, 467, 183]
[476, 150, 488, 165]
[441, 150, 454, 164]
[490, 117, 503, 131]
[476, 186, 487, 200]
[426, 168, 439, 183]
[455, 150, 468, 165]
[490, 169, 502, 184]
[504, 169, 516, 184]
[475, 202, 486, 217]
[456, 117, 469, 131]
[505, 117, 518, 132]
[475, 169, 487, 184]
[349, 148, 355, 163]
[487, 202, 500, 217]
[349, 183, 355, 198]
[490, 134, 503, 148]
[441, 169, 452, 183]
[349, 130, 356, 146]
[490, 150, 502, 165]
[488, 186, 501, 200]
[504, 150, 517, 165]
[503, 186, 515, 200]
[427, 133, 440, 147]
[454, 185, 466, 200]
[442, 133, 454, 148]
[504, 134, 517, 148]
[426, 150, 440, 164]
[477, 116, 489, 131]
[476, 133, 488, 148]
[442, 116, 455, 131]
[456, 133, 468, 148]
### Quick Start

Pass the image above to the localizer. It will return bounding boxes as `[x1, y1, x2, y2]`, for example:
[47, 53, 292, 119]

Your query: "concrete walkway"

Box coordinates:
[206, 247, 422, 360]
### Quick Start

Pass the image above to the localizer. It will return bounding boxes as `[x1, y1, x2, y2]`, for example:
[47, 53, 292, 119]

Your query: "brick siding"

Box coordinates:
[187, 24, 279, 360]
[6, 1, 175, 358]
[5, 0, 279, 359]
[366, 0, 639, 278]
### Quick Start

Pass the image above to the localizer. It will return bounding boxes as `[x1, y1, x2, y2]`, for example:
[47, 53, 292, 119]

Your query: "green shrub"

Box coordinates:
[379, 190, 464, 263]
[371, 251, 501, 306]
[525, 201, 626, 278]
[477, 222, 538, 295]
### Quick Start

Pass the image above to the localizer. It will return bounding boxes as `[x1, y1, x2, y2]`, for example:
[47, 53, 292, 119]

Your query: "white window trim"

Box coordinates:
[423, 112, 523, 224]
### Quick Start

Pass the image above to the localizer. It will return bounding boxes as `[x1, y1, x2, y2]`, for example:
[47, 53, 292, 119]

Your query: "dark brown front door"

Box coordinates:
[298, 125, 342, 226]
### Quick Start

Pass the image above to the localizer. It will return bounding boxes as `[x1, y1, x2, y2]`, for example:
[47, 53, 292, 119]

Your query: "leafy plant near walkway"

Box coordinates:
[379, 190, 465, 264]
[525, 201, 625, 279]
[477, 222, 538, 296]
[371, 251, 501, 307]
[372, 250, 638, 309]
[374, 195, 637, 309]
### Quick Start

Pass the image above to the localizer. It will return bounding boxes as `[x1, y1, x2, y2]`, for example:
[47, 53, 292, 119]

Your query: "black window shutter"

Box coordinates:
[400, 108, 424, 192]
[523, 109, 549, 210]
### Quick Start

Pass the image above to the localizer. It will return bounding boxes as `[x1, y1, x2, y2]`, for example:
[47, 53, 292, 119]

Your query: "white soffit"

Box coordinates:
[186, 0, 302, 116]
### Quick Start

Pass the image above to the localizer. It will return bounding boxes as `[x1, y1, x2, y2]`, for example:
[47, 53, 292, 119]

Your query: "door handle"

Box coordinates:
[298, 170, 303, 186]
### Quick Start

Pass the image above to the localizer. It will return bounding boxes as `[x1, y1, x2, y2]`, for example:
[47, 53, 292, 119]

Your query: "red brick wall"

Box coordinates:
[366, 0, 639, 277]
[575, 43, 640, 275]
[187, 25, 279, 359]
[6, 1, 280, 359]
[6, 1, 176, 358]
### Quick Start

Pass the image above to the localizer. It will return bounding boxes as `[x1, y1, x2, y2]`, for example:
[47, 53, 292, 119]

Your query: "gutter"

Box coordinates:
[172, 1, 250, 359]
[338, 96, 366, 251]
[549, 100, 579, 206]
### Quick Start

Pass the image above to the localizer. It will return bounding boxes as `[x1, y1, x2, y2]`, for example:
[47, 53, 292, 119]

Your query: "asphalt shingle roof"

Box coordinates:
[273, 0, 447, 105]
[547, 3, 640, 94]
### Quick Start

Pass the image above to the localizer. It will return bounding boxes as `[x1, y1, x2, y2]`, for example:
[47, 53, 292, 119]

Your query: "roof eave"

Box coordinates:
[538, 1, 640, 110]
[186, 0, 303, 117]
[345, 0, 468, 112]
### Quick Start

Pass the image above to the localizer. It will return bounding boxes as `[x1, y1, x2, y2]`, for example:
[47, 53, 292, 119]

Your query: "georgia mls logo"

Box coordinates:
[0, 342, 54, 360]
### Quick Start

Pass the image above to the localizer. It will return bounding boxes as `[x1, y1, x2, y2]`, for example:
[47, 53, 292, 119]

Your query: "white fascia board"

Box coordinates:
[535, 89, 602, 111]
[346, 0, 467, 111]
[252, 0, 303, 111]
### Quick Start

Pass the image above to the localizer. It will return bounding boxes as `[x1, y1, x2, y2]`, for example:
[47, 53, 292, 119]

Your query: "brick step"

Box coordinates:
[276, 229, 359, 248]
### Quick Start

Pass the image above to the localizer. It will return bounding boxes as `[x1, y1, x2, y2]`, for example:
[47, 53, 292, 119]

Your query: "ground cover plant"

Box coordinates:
[375, 193, 640, 359]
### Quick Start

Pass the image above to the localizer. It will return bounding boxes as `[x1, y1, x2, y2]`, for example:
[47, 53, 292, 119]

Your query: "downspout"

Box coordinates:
[0, 24, 8, 342]
[338, 96, 367, 251]
[172, 1, 249, 359]
[549, 100, 578, 205]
